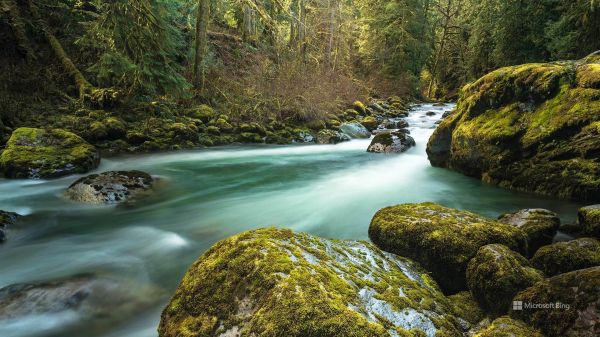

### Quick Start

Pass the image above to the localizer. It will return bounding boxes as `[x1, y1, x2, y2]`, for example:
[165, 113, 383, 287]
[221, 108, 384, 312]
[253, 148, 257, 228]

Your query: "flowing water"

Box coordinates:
[0, 103, 585, 337]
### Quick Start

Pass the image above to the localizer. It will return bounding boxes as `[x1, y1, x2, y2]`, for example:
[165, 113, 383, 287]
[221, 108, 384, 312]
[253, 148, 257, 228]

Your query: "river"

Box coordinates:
[0, 103, 584, 337]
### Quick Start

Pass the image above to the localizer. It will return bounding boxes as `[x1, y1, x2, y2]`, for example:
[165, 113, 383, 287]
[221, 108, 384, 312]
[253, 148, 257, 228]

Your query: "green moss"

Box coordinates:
[576, 63, 600, 89]
[511, 266, 600, 337]
[466, 244, 544, 315]
[0, 127, 100, 179]
[498, 209, 560, 256]
[531, 238, 600, 276]
[361, 116, 378, 131]
[158, 228, 463, 337]
[353, 101, 367, 115]
[473, 316, 543, 337]
[186, 104, 215, 122]
[369, 203, 528, 293]
[577, 205, 600, 237]
[239, 132, 263, 143]
[447, 291, 485, 328]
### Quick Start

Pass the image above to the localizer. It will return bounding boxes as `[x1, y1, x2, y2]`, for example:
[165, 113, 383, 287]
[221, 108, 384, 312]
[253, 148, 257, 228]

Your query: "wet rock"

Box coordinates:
[292, 130, 315, 143]
[315, 129, 350, 144]
[0, 210, 20, 243]
[367, 131, 415, 153]
[0, 274, 160, 336]
[472, 316, 543, 337]
[380, 119, 409, 130]
[577, 205, 600, 237]
[530, 238, 600, 276]
[158, 228, 463, 337]
[65, 170, 154, 205]
[511, 266, 600, 337]
[426, 111, 436, 116]
[338, 122, 370, 139]
[0, 128, 100, 179]
[466, 244, 544, 315]
[369, 202, 528, 293]
[498, 209, 561, 256]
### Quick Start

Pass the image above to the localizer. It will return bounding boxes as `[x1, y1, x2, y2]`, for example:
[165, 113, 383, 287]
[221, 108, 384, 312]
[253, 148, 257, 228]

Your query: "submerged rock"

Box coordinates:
[466, 244, 544, 315]
[577, 205, 600, 237]
[159, 228, 463, 337]
[367, 131, 415, 153]
[530, 237, 600, 276]
[426, 56, 600, 200]
[369, 202, 528, 293]
[65, 170, 154, 205]
[0, 127, 100, 179]
[0, 210, 20, 242]
[338, 122, 371, 138]
[472, 316, 543, 337]
[315, 129, 350, 144]
[511, 266, 600, 337]
[498, 208, 560, 256]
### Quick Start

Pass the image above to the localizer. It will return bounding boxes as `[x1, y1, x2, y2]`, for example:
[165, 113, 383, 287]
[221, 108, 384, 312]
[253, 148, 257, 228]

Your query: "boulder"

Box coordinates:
[239, 122, 267, 136]
[466, 244, 544, 315]
[472, 316, 543, 337]
[88, 117, 126, 141]
[448, 291, 485, 331]
[338, 122, 371, 139]
[158, 228, 463, 337]
[498, 209, 560, 256]
[426, 56, 600, 200]
[0, 128, 100, 179]
[65, 170, 154, 205]
[315, 129, 350, 144]
[530, 238, 600, 276]
[360, 116, 378, 131]
[369, 202, 528, 293]
[352, 100, 367, 115]
[511, 266, 600, 337]
[187, 104, 215, 123]
[0, 210, 20, 242]
[367, 131, 415, 153]
[577, 205, 600, 237]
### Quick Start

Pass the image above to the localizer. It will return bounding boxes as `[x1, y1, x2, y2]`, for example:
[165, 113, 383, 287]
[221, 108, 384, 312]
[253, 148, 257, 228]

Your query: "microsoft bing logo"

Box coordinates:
[513, 301, 523, 311]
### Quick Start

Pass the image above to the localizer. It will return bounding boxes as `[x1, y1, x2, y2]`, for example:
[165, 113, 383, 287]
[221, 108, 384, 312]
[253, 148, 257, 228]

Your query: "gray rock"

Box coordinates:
[367, 131, 415, 153]
[65, 170, 154, 205]
[338, 122, 371, 139]
[315, 129, 350, 144]
[498, 209, 560, 256]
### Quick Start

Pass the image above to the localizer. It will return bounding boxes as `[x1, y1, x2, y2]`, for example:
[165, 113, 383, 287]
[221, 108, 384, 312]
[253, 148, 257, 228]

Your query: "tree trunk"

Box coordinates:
[299, 0, 307, 62]
[194, 0, 210, 90]
[326, 0, 336, 69]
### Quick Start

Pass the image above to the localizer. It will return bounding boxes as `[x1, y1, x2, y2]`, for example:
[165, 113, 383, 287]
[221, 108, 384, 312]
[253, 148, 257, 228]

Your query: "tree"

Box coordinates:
[194, 0, 210, 90]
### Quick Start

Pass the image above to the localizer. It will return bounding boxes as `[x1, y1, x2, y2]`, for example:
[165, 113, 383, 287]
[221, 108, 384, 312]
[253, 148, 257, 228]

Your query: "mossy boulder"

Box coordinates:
[0, 127, 100, 179]
[315, 129, 350, 144]
[577, 204, 600, 237]
[0, 210, 20, 243]
[187, 104, 216, 122]
[159, 228, 463, 337]
[353, 100, 367, 115]
[213, 118, 233, 133]
[427, 56, 600, 201]
[239, 132, 264, 143]
[339, 122, 371, 139]
[498, 209, 561, 256]
[447, 291, 485, 331]
[472, 316, 543, 337]
[367, 131, 415, 154]
[369, 203, 528, 293]
[511, 266, 600, 337]
[361, 116, 378, 131]
[89, 117, 126, 141]
[530, 238, 600, 276]
[65, 170, 154, 205]
[466, 244, 544, 315]
[239, 122, 266, 136]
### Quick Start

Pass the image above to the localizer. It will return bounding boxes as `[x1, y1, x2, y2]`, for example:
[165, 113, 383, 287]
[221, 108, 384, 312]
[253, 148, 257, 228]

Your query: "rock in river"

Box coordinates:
[498, 208, 560, 256]
[530, 237, 600, 276]
[367, 131, 415, 153]
[315, 129, 350, 144]
[577, 204, 600, 237]
[158, 228, 464, 337]
[0, 127, 100, 179]
[65, 170, 154, 205]
[338, 122, 371, 138]
[0, 210, 20, 243]
[369, 202, 528, 293]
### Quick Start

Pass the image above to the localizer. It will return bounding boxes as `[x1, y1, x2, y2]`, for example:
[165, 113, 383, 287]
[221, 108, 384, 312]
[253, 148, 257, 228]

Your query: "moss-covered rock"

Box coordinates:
[315, 129, 350, 144]
[511, 266, 600, 337]
[369, 203, 528, 293]
[187, 104, 215, 122]
[65, 170, 154, 205]
[426, 56, 600, 201]
[467, 244, 544, 315]
[339, 122, 371, 139]
[447, 291, 485, 331]
[361, 116, 378, 131]
[239, 132, 264, 143]
[0, 127, 100, 179]
[159, 228, 463, 337]
[530, 238, 600, 276]
[367, 131, 415, 154]
[577, 204, 600, 237]
[239, 122, 266, 136]
[472, 316, 543, 337]
[0, 210, 21, 243]
[212, 118, 233, 133]
[353, 100, 367, 115]
[89, 117, 126, 141]
[498, 209, 561, 256]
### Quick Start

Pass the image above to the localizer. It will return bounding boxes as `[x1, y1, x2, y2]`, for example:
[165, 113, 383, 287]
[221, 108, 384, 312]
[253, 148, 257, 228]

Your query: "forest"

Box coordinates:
[1, 1, 600, 337]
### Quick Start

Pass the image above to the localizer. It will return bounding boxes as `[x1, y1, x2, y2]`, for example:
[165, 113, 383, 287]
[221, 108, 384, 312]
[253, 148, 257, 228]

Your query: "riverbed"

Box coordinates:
[0, 103, 584, 337]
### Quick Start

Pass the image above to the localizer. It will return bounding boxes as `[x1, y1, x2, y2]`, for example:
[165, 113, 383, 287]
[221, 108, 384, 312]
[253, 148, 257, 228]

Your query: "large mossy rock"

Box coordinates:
[0, 127, 100, 179]
[466, 244, 544, 315]
[530, 238, 600, 276]
[367, 131, 415, 153]
[577, 204, 600, 237]
[159, 228, 463, 337]
[511, 266, 600, 337]
[0, 210, 20, 243]
[65, 170, 154, 205]
[426, 57, 600, 201]
[368, 203, 528, 293]
[472, 316, 543, 337]
[498, 208, 560, 256]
